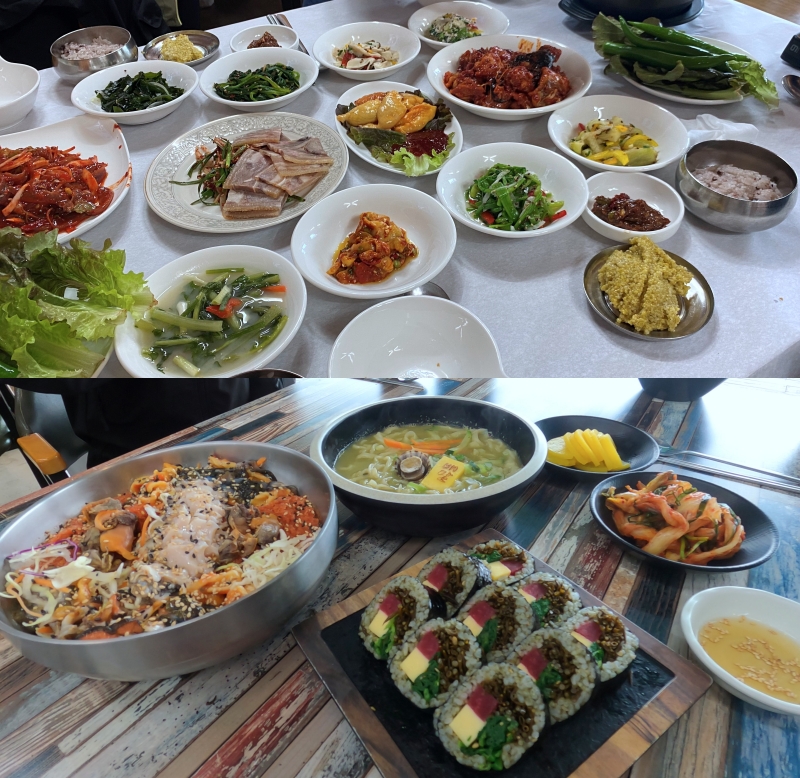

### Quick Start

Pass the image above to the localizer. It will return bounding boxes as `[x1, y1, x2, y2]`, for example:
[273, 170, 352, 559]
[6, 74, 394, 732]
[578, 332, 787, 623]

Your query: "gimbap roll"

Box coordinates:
[389, 618, 482, 709]
[360, 576, 447, 660]
[417, 549, 492, 618]
[509, 628, 597, 722]
[433, 663, 546, 771]
[513, 572, 581, 628]
[458, 583, 534, 663]
[468, 540, 534, 585]
[563, 606, 639, 684]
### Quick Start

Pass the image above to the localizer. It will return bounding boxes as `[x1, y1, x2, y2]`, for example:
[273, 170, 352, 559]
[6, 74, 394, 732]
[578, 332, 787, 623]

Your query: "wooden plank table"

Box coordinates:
[0, 378, 798, 778]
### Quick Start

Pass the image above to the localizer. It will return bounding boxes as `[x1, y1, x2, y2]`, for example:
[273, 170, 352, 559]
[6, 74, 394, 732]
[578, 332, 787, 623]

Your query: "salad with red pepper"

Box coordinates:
[137, 268, 287, 376]
[466, 163, 566, 231]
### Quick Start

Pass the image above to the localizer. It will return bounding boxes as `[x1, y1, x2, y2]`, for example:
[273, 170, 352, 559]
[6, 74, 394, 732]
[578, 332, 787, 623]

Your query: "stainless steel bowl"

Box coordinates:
[50, 26, 138, 84]
[0, 442, 337, 680]
[676, 140, 798, 233]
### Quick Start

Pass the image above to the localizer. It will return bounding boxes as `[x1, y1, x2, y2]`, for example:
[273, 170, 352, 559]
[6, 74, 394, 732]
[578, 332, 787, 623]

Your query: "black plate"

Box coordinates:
[322, 610, 673, 778]
[589, 470, 780, 572]
[558, 0, 704, 24]
[535, 415, 660, 484]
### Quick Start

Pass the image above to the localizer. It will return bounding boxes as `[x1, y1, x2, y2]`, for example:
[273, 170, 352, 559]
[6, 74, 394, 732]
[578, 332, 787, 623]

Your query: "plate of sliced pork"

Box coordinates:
[144, 112, 348, 232]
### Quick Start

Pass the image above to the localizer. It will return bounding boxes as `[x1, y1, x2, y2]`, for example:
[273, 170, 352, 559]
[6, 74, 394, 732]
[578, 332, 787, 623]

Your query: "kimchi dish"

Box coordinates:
[443, 45, 571, 110]
[0, 146, 114, 234]
[0, 456, 321, 640]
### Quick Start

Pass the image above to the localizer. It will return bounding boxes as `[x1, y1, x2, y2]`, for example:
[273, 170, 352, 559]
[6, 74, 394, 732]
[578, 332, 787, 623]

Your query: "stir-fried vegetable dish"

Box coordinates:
[334, 40, 398, 70]
[0, 456, 321, 639]
[95, 71, 185, 113]
[138, 268, 289, 376]
[603, 471, 746, 564]
[569, 116, 658, 167]
[336, 89, 455, 176]
[427, 13, 482, 44]
[466, 164, 566, 231]
[214, 63, 300, 102]
[593, 14, 779, 106]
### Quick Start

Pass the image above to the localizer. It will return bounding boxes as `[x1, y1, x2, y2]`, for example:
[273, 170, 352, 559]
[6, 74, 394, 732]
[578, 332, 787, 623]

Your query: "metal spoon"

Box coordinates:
[403, 282, 450, 300]
[782, 74, 800, 101]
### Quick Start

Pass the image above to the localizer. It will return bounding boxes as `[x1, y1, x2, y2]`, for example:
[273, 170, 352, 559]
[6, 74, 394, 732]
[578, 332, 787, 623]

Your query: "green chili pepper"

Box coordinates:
[602, 42, 748, 70]
[628, 22, 734, 55]
[619, 18, 711, 57]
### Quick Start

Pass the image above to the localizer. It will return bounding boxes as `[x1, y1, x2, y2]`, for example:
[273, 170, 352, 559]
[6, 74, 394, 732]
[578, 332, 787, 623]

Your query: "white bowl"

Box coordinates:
[407, 2, 509, 50]
[71, 60, 198, 126]
[330, 296, 505, 378]
[0, 55, 39, 132]
[230, 24, 300, 52]
[681, 586, 800, 717]
[426, 34, 592, 121]
[437, 141, 588, 239]
[200, 48, 318, 112]
[290, 184, 457, 300]
[114, 245, 306, 378]
[583, 171, 684, 243]
[335, 80, 463, 176]
[548, 94, 689, 174]
[312, 22, 421, 82]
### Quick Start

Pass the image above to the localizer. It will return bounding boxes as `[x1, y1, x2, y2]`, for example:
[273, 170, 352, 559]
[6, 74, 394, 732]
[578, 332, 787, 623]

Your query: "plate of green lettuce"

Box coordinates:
[593, 14, 778, 107]
[0, 228, 154, 378]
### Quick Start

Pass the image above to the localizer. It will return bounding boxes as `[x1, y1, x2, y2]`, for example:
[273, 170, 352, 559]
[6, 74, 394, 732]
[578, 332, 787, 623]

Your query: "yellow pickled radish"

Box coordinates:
[597, 432, 628, 470]
[575, 463, 613, 472]
[582, 430, 606, 467]
[565, 430, 593, 465]
[547, 436, 576, 467]
[573, 429, 602, 466]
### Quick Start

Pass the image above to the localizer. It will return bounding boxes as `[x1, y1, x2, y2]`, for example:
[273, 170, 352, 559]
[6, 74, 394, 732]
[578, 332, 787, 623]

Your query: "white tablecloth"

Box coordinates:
[16, 0, 800, 377]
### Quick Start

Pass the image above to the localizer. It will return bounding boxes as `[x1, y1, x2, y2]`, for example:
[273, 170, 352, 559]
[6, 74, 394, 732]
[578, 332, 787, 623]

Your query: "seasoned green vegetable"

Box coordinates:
[426, 13, 482, 44]
[465, 164, 566, 231]
[214, 63, 300, 102]
[95, 71, 185, 113]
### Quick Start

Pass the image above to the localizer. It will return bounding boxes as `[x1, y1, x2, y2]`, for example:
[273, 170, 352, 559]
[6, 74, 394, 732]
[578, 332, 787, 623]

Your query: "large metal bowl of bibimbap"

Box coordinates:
[310, 396, 546, 536]
[0, 442, 337, 681]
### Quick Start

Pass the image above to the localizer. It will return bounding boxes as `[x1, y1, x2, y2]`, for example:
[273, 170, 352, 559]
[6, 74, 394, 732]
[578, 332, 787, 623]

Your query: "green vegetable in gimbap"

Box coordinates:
[514, 572, 582, 628]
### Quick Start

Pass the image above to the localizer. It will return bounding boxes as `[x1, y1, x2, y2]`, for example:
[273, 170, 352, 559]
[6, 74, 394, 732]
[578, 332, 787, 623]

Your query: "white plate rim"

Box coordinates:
[229, 25, 300, 52]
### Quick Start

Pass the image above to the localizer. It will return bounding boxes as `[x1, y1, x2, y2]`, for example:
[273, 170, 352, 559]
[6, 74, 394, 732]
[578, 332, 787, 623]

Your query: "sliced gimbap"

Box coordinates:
[359, 576, 447, 660]
[563, 606, 639, 684]
[389, 618, 482, 708]
[514, 572, 582, 628]
[468, 540, 534, 585]
[509, 628, 597, 722]
[433, 663, 546, 770]
[458, 582, 534, 663]
[417, 548, 491, 618]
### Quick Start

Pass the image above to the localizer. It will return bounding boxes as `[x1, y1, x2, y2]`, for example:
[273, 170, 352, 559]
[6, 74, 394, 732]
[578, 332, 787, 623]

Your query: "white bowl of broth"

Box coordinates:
[310, 395, 547, 536]
[682, 586, 800, 716]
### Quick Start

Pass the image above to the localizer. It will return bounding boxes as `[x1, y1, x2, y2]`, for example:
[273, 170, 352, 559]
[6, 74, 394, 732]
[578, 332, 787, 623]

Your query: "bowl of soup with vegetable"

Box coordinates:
[310, 396, 546, 536]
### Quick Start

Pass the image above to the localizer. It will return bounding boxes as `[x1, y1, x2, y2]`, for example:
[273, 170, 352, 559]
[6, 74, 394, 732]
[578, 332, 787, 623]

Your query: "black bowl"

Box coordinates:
[590, 470, 780, 572]
[310, 396, 547, 537]
[535, 415, 660, 484]
[580, 0, 692, 20]
[638, 379, 725, 402]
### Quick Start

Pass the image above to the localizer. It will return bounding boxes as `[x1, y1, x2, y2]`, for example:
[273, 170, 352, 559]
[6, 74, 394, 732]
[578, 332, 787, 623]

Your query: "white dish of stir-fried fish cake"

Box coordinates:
[145, 112, 348, 232]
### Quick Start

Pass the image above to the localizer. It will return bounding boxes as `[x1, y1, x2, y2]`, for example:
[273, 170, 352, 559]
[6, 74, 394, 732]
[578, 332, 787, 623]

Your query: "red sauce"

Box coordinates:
[400, 130, 449, 157]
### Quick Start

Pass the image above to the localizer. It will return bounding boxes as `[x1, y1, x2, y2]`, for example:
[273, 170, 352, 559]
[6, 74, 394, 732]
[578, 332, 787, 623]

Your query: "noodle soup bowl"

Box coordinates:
[311, 396, 547, 536]
[0, 442, 337, 681]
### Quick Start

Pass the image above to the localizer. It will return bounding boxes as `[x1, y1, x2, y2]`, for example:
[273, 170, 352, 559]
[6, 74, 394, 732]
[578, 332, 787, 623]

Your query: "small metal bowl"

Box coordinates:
[50, 26, 137, 84]
[143, 30, 220, 67]
[676, 140, 797, 233]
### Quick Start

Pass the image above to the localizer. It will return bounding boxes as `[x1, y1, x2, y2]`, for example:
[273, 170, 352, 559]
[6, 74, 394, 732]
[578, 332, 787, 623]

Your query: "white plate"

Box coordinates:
[230, 25, 299, 52]
[330, 296, 504, 378]
[0, 56, 39, 131]
[0, 115, 131, 243]
[313, 22, 421, 82]
[71, 60, 198, 125]
[334, 80, 463, 177]
[426, 34, 592, 121]
[681, 586, 800, 717]
[115, 245, 306, 378]
[436, 141, 588, 238]
[144, 112, 348, 234]
[407, 2, 509, 50]
[622, 37, 748, 106]
[200, 48, 318, 113]
[290, 183, 457, 300]
[583, 171, 684, 243]
[548, 94, 689, 174]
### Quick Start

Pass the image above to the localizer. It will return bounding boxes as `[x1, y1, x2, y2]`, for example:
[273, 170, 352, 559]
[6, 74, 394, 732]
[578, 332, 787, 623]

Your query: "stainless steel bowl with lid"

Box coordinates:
[676, 140, 797, 233]
[0, 441, 337, 681]
[50, 26, 138, 84]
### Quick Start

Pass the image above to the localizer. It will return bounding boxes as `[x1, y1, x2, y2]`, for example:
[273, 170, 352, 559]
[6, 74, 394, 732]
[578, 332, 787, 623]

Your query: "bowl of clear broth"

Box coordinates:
[310, 396, 547, 536]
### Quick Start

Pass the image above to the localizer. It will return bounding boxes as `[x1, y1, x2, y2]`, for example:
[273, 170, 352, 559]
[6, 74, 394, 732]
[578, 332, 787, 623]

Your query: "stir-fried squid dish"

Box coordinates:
[1, 456, 320, 639]
[335, 425, 522, 494]
[603, 471, 745, 565]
